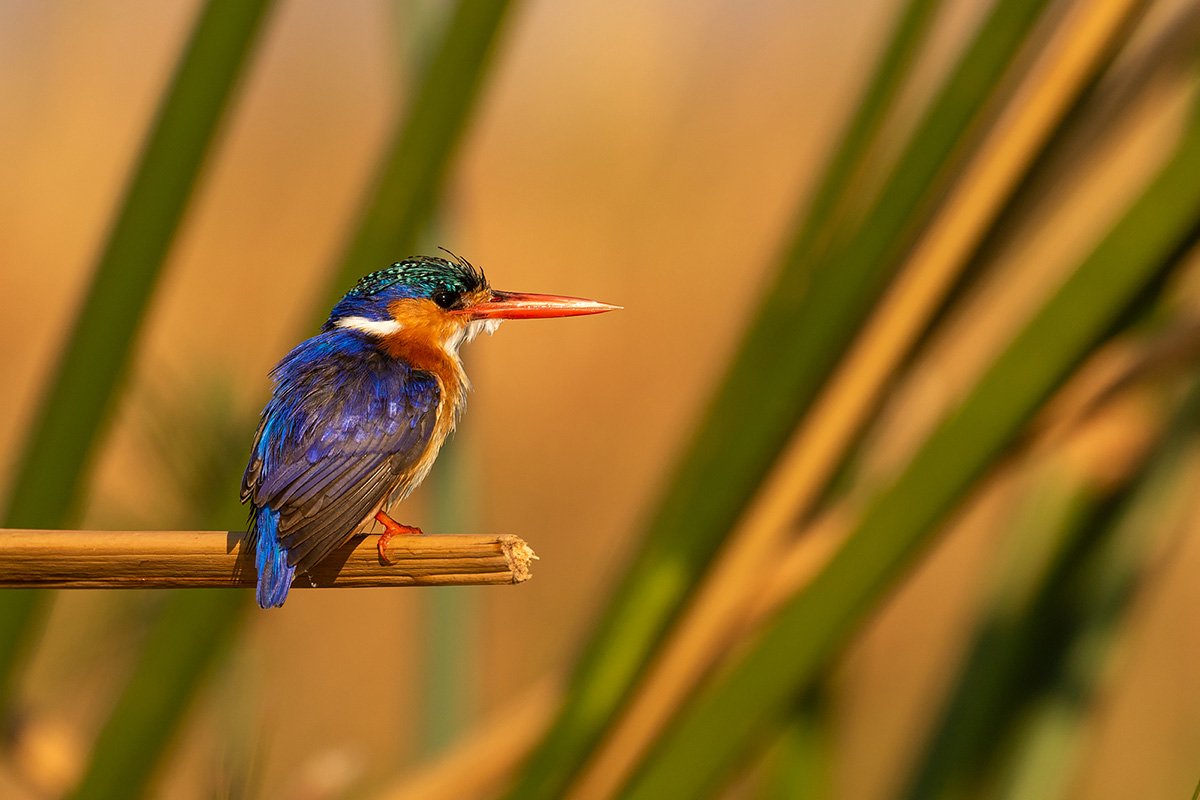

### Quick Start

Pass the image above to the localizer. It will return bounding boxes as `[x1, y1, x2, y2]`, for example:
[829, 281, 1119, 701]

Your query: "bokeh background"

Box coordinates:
[3, 0, 1200, 798]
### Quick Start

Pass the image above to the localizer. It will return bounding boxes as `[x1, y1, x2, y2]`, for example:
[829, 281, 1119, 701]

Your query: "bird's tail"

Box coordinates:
[253, 506, 295, 608]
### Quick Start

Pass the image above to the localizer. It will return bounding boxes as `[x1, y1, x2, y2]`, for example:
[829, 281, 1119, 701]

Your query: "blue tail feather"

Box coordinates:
[254, 506, 295, 608]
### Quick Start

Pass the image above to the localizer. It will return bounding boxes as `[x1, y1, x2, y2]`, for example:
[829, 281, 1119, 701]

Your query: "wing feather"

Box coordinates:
[283, 464, 395, 570]
[242, 336, 442, 575]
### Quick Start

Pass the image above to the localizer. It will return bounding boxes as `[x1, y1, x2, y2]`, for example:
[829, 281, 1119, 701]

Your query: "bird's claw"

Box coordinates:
[375, 510, 423, 564]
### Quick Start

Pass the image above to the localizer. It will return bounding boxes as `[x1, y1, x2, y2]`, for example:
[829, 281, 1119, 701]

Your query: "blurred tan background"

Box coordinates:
[3, 1, 1200, 798]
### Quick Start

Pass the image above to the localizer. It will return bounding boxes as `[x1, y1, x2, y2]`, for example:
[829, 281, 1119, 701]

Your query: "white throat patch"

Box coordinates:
[336, 316, 404, 336]
[444, 318, 502, 354]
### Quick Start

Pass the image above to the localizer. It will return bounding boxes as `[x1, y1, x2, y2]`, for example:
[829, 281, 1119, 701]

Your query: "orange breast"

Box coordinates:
[378, 327, 468, 496]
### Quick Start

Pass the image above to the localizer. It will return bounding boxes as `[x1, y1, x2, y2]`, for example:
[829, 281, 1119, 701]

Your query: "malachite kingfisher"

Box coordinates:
[241, 254, 619, 608]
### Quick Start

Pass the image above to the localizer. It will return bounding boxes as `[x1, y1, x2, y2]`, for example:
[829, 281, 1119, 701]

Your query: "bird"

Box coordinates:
[241, 254, 618, 608]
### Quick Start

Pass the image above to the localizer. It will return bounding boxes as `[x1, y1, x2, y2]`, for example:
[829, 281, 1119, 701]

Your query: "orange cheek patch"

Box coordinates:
[386, 299, 455, 343]
[381, 297, 467, 392]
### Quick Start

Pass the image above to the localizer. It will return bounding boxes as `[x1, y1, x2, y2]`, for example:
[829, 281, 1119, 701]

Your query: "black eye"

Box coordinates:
[432, 289, 460, 309]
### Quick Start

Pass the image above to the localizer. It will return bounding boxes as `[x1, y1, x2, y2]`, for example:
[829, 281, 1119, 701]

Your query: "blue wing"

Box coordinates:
[242, 331, 440, 604]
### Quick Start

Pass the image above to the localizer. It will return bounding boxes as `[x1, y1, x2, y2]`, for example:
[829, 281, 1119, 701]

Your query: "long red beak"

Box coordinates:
[465, 290, 621, 320]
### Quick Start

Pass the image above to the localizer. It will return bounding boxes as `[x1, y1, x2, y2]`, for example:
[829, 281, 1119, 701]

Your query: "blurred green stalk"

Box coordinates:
[0, 0, 275, 704]
[901, 465, 1099, 800]
[991, 385, 1200, 800]
[324, 0, 519, 755]
[621, 90, 1200, 799]
[318, 0, 518, 309]
[71, 395, 261, 799]
[368, 0, 514, 748]
[66, 590, 246, 800]
[317, 0, 520, 752]
[424, 438, 478, 754]
[758, 689, 832, 800]
[508, 0, 1058, 795]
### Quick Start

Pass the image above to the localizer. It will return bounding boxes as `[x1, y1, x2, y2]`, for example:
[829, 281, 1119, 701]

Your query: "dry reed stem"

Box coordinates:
[0, 530, 535, 588]
[563, 3, 1142, 797]
[1033, 316, 1200, 442]
[373, 680, 560, 800]
[861, 12, 1200, 483]
[749, 339, 1178, 636]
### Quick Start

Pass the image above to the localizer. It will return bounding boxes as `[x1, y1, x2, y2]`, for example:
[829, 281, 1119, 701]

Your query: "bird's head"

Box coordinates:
[325, 254, 619, 356]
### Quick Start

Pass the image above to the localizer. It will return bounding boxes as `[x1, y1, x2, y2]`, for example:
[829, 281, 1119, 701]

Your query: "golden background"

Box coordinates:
[2, 1, 1199, 797]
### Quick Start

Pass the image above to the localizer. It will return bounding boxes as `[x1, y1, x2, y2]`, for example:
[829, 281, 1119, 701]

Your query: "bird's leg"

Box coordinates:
[375, 510, 423, 564]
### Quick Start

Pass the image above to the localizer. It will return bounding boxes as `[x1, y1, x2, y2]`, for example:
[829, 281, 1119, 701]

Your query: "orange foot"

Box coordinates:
[375, 510, 424, 564]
